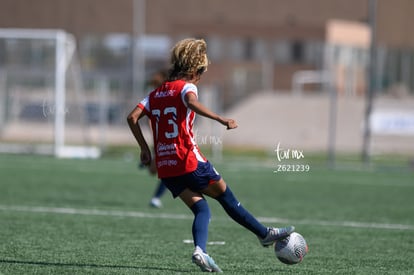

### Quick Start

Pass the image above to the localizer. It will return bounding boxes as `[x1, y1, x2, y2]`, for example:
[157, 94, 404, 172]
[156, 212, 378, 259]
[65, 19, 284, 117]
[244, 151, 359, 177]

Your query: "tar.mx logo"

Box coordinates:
[42, 99, 69, 118]
[275, 141, 305, 161]
[273, 142, 310, 173]
[194, 129, 222, 145]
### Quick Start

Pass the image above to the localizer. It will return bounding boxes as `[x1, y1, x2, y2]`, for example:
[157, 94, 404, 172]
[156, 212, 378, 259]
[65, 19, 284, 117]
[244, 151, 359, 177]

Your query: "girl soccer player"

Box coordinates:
[127, 38, 294, 272]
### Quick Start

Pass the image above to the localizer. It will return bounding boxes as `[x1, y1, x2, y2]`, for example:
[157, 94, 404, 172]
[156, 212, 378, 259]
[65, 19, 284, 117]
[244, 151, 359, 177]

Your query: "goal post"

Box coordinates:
[0, 28, 100, 158]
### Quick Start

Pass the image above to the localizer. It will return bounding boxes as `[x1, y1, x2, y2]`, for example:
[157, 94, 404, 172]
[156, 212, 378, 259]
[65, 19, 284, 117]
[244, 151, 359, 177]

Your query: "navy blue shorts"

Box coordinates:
[161, 161, 221, 198]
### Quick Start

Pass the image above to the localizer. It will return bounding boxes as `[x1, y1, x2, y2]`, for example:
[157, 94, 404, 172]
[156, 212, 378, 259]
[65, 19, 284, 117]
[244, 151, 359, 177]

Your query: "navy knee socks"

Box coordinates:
[190, 188, 268, 253]
[190, 199, 211, 253]
[153, 181, 167, 198]
[216, 187, 268, 238]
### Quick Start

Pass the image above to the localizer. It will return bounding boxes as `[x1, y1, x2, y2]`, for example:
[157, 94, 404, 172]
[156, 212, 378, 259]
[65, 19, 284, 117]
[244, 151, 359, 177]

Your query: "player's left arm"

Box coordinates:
[127, 106, 152, 166]
[185, 92, 238, 130]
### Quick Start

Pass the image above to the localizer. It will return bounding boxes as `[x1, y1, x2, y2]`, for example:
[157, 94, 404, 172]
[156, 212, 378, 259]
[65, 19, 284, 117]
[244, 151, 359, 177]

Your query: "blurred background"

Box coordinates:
[0, 0, 413, 164]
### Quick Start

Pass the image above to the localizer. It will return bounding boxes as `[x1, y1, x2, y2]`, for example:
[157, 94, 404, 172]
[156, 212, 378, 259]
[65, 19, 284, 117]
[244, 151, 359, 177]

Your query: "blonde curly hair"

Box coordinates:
[168, 38, 209, 81]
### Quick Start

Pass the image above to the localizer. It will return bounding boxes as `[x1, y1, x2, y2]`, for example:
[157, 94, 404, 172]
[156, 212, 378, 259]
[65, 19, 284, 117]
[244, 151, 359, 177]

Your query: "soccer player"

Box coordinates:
[127, 38, 294, 272]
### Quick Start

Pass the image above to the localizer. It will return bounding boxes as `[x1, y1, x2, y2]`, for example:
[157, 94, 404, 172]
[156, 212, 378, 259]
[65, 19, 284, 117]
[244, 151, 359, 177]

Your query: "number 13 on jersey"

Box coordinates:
[152, 107, 178, 139]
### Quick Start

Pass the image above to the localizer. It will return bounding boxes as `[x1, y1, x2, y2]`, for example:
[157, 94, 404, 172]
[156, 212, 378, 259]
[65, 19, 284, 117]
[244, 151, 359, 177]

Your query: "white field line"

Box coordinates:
[257, 217, 414, 231]
[0, 205, 413, 231]
[0, 205, 190, 220]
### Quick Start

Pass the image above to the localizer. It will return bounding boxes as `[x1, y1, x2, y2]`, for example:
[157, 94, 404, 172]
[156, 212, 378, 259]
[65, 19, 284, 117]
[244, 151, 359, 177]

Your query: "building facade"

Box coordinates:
[0, 0, 413, 98]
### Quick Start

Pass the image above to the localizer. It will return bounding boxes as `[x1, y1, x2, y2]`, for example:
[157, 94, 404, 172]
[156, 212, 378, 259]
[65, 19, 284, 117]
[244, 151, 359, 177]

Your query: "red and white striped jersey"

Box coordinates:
[138, 80, 206, 178]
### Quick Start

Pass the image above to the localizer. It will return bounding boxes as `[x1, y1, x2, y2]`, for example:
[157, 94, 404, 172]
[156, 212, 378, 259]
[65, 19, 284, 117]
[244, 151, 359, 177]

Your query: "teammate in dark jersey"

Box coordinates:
[127, 38, 294, 272]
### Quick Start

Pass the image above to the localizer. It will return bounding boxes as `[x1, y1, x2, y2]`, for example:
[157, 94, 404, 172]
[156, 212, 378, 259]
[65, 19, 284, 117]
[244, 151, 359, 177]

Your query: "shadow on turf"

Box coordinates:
[0, 259, 191, 273]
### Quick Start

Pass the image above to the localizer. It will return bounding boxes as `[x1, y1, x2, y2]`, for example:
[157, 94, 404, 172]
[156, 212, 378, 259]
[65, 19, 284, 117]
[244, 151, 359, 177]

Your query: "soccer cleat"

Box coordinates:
[149, 197, 163, 208]
[192, 246, 223, 272]
[259, 226, 295, 247]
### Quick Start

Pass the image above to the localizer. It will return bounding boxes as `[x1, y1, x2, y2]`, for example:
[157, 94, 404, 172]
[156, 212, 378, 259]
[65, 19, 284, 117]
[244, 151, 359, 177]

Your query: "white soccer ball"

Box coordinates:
[274, 232, 308, 264]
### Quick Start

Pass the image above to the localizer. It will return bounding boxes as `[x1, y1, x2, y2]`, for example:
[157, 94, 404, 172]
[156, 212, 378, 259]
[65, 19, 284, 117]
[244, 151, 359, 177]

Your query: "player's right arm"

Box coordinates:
[127, 106, 152, 166]
[184, 92, 238, 130]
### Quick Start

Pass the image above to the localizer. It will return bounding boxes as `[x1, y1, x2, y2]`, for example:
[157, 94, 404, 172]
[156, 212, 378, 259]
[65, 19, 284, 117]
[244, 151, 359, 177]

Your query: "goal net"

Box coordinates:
[0, 28, 100, 158]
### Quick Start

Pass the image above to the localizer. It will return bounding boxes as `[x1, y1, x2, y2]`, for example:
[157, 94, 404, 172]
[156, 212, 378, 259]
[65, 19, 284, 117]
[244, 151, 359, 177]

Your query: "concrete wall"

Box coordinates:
[222, 93, 414, 154]
[1, 91, 412, 155]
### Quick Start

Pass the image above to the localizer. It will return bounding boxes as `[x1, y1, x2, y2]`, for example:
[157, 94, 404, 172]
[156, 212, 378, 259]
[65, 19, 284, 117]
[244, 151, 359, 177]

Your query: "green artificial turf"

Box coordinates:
[0, 154, 413, 274]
